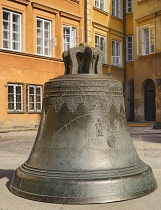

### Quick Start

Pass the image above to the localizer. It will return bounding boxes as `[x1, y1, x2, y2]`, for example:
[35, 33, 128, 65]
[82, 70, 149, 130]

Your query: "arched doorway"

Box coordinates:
[144, 79, 156, 121]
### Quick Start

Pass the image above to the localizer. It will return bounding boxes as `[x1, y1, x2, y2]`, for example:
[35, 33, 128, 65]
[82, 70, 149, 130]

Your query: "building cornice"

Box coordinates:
[136, 10, 161, 23]
[8, 0, 30, 6]
[0, 49, 63, 62]
[65, 0, 79, 4]
[92, 21, 124, 36]
[59, 11, 81, 21]
[31, 2, 59, 14]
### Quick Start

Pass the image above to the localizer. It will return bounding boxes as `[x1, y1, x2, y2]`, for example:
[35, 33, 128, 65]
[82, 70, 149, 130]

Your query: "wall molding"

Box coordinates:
[31, 2, 59, 14]
[8, 0, 30, 6]
[59, 11, 81, 21]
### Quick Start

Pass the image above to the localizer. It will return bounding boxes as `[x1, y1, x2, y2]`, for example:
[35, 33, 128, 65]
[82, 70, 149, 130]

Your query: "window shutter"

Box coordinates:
[136, 27, 142, 55]
[149, 26, 155, 53]
[76, 27, 83, 45]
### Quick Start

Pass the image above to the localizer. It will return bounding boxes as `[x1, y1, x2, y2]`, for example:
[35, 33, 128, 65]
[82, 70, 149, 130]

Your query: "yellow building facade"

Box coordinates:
[0, 0, 84, 130]
[133, 0, 161, 127]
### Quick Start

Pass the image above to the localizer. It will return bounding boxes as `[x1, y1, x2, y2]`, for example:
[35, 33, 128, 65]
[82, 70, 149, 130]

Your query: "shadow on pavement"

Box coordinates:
[0, 169, 14, 189]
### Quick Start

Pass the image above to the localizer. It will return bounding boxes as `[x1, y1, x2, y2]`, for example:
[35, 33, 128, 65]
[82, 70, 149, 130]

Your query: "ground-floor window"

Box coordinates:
[7, 83, 43, 114]
[8, 83, 23, 113]
[28, 85, 42, 113]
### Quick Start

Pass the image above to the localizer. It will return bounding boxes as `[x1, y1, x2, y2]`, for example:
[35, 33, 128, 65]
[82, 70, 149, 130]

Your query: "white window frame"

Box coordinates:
[94, 0, 106, 11]
[3, 9, 22, 52]
[95, 34, 106, 63]
[63, 25, 77, 51]
[136, 25, 155, 56]
[28, 85, 42, 113]
[126, 0, 132, 13]
[112, 0, 122, 19]
[112, 40, 122, 67]
[126, 35, 133, 61]
[7, 83, 23, 113]
[36, 18, 52, 57]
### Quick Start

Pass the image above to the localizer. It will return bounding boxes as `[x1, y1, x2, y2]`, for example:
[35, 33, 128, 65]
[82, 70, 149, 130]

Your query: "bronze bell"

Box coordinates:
[10, 45, 157, 204]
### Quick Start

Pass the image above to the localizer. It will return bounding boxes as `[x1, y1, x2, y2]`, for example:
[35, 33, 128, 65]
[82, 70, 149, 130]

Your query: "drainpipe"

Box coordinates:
[84, 0, 87, 43]
[123, 0, 126, 96]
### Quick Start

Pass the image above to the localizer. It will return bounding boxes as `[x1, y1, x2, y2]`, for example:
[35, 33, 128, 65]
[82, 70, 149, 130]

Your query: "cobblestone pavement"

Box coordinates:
[0, 124, 161, 210]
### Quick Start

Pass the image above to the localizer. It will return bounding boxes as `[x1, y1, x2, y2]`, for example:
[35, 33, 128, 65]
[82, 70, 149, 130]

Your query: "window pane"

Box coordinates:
[100, 0, 105, 10]
[44, 22, 50, 30]
[8, 86, 14, 93]
[36, 88, 41, 94]
[37, 38, 42, 46]
[16, 103, 21, 110]
[36, 95, 41, 102]
[37, 19, 42, 28]
[29, 87, 34, 94]
[29, 103, 34, 110]
[44, 48, 49, 56]
[29, 95, 34, 102]
[3, 40, 10, 49]
[8, 94, 14, 102]
[3, 11, 10, 20]
[128, 49, 132, 54]
[13, 33, 19, 41]
[13, 14, 19, 23]
[36, 103, 41, 110]
[128, 43, 132, 48]
[13, 24, 19, 32]
[112, 0, 115, 16]
[37, 46, 42, 54]
[44, 40, 49, 47]
[95, 0, 99, 7]
[45, 31, 50, 39]
[37, 29, 42, 37]
[3, 21, 10, 30]
[16, 95, 21, 102]
[16, 86, 21, 94]
[128, 55, 132, 60]
[8, 103, 14, 110]
[3, 31, 8, 39]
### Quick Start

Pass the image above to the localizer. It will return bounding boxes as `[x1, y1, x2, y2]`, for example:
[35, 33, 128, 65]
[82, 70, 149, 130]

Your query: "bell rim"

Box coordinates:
[10, 182, 157, 204]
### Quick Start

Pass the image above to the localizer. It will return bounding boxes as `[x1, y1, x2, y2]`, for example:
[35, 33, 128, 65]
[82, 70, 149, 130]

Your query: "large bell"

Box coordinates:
[10, 45, 157, 204]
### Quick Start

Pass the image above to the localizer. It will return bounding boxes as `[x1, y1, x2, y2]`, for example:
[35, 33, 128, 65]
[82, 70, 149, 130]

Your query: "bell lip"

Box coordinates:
[10, 182, 157, 204]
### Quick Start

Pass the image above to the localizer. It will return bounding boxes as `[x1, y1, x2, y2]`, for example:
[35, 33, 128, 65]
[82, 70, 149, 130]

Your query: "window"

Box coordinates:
[28, 85, 42, 113]
[95, 34, 106, 62]
[126, 35, 133, 61]
[8, 84, 23, 112]
[95, 0, 105, 11]
[136, 25, 155, 55]
[63, 25, 77, 50]
[112, 0, 122, 18]
[37, 18, 52, 57]
[3, 9, 22, 51]
[126, 0, 132, 13]
[112, 40, 121, 67]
